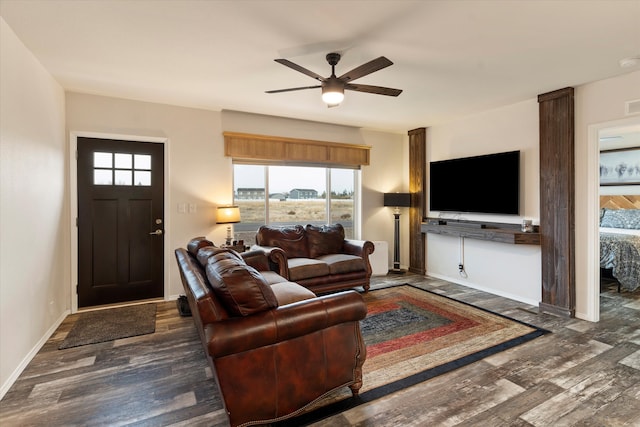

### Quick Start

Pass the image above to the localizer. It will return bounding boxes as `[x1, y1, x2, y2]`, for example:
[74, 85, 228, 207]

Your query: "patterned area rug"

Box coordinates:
[278, 284, 548, 425]
[58, 304, 157, 349]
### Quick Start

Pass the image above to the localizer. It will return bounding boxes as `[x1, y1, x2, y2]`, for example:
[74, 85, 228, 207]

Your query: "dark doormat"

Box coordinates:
[59, 303, 157, 349]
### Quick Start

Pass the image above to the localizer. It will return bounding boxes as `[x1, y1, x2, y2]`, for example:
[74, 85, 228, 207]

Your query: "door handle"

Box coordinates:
[149, 229, 163, 236]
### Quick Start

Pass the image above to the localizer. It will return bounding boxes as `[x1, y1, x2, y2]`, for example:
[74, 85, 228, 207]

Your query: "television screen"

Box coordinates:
[429, 150, 520, 215]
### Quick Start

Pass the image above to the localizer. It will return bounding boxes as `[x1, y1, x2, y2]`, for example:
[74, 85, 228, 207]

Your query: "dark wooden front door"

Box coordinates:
[77, 137, 164, 308]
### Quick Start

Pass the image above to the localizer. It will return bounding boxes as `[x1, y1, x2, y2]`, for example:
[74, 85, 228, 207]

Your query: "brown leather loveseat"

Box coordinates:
[252, 223, 375, 293]
[175, 237, 367, 427]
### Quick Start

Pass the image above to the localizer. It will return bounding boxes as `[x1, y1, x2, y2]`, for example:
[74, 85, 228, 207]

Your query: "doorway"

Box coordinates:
[587, 117, 640, 321]
[76, 137, 165, 308]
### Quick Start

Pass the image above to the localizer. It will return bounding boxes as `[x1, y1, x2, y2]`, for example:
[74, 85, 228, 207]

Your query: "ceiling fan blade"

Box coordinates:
[274, 59, 325, 82]
[265, 85, 322, 94]
[338, 56, 393, 82]
[345, 83, 402, 97]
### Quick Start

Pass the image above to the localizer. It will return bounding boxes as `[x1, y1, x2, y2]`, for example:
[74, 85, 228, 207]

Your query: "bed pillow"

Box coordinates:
[600, 208, 640, 229]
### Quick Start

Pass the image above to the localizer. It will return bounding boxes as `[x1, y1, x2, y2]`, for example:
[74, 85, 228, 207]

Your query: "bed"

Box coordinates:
[599, 202, 640, 292]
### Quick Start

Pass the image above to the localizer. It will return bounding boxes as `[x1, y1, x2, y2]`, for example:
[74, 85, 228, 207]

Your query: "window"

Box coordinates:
[93, 152, 152, 186]
[233, 164, 359, 245]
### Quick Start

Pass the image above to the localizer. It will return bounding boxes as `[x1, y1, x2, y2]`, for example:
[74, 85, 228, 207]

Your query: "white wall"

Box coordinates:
[0, 18, 67, 398]
[425, 99, 541, 305]
[574, 70, 640, 320]
[425, 72, 640, 314]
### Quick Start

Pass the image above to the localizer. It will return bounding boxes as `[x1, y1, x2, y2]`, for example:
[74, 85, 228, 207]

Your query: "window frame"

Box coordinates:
[232, 161, 361, 240]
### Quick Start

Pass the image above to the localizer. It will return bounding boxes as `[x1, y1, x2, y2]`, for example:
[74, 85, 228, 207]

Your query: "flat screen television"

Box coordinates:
[429, 150, 520, 215]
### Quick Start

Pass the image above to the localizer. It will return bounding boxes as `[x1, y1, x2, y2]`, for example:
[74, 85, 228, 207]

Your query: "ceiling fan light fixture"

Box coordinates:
[322, 81, 344, 105]
[322, 88, 344, 105]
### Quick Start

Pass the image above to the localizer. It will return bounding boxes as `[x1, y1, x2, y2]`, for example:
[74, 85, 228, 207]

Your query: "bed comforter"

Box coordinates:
[600, 232, 640, 292]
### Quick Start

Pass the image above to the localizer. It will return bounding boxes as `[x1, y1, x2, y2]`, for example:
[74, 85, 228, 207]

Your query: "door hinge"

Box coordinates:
[75, 217, 78, 227]
[75, 150, 78, 160]
[76, 284, 78, 294]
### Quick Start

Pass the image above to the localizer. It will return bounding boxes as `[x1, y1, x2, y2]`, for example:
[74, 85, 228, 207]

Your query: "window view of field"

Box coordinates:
[234, 199, 354, 245]
[232, 164, 356, 245]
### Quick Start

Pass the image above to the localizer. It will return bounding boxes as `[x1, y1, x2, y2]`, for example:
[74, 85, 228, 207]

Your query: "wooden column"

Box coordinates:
[408, 127, 426, 275]
[538, 87, 575, 318]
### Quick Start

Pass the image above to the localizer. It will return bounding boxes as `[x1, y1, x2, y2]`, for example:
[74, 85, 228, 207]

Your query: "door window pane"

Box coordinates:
[134, 154, 151, 170]
[114, 170, 132, 186]
[114, 153, 132, 169]
[94, 169, 113, 185]
[94, 152, 112, 168]
[134, 170, 151, 186]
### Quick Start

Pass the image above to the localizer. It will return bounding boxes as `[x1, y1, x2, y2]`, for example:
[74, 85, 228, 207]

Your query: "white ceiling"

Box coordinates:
[1, 0, 639, 133]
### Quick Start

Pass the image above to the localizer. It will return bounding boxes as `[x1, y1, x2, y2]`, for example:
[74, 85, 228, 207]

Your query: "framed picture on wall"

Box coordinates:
[600, 147, 640, 186]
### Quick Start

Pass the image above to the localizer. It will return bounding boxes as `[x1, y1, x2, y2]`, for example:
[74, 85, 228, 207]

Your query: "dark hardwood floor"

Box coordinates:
[1, 275, 638, 426]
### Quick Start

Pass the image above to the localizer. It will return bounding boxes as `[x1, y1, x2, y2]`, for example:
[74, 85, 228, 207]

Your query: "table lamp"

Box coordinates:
[216, 206, 241, 246]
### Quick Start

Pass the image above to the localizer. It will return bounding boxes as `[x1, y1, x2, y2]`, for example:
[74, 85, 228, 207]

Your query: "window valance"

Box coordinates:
[223, 132, 370, 167]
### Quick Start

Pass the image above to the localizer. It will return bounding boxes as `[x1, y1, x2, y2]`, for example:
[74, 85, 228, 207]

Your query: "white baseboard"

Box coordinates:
[0, 309, 70, 400]
[427, 272, 540, 308]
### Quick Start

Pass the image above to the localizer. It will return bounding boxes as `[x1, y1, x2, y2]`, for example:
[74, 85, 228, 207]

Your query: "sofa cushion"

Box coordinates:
[197, 246, 243, 266]
[256, 225, 309, 258]
[317, 253, 366, 275]
[187, 236, 215, 256]
[306, 224, 345, 258]
[205, 257, 278, 317]
[260, 271, 289, 285]
[270, 282, 316, 306]
[287, 258, 331, 281]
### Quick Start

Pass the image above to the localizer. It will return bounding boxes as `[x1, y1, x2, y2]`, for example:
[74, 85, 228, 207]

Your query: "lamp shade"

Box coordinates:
[216, 206, 241, 224]
[383, 193, 411, 208]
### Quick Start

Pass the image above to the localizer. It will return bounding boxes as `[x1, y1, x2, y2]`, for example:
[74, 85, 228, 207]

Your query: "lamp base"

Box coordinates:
[388, 268, 406, 275]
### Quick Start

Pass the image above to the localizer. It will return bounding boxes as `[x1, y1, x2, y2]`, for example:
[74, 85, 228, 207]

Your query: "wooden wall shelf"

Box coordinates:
[421, 218, 540, 245]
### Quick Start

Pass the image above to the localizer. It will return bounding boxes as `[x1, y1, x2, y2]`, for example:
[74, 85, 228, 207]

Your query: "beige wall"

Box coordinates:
[0, 18, 67, 397]
[65, 98, 406, 305]
[425, 99, 542, 305]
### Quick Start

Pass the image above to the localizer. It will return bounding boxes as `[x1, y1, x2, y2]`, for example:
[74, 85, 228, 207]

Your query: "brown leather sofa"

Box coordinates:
[175, 237, 367, 427]
[252, 223, 375, 293]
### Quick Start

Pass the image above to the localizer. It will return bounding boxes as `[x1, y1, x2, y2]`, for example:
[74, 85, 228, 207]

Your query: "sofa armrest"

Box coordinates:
[205, 290, 366, 358]
[343, 239, 375, 276]
[251, 245, 289, 278]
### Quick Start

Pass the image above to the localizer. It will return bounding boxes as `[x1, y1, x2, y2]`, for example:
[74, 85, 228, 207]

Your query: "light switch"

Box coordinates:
[188, 203, 197, 214]
[177, 203, 186, 213]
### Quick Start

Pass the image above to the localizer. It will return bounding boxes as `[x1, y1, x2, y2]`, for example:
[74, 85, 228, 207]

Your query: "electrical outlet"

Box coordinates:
[458, 263, 464, 271]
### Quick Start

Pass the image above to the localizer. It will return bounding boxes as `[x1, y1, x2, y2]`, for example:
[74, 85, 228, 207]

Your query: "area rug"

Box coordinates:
[58, 303, 157, 349]
[277, 284, 548, 425]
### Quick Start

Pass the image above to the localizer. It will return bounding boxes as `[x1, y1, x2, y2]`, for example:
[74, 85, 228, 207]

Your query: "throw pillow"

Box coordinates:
[306, 223, 345, 258]
[187, 236, 214, 256]
[256, 225, 309, 258]
[205, 257, 278, 317]
[600, 208, 640, 229]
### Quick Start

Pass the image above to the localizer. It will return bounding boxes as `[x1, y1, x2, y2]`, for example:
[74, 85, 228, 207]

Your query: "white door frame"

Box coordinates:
[586, 115, 640, 322]
[69, 131, 170, 313]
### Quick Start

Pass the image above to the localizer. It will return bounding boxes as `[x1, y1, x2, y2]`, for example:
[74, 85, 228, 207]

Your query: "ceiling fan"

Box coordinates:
[266, 53, 402, 107]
